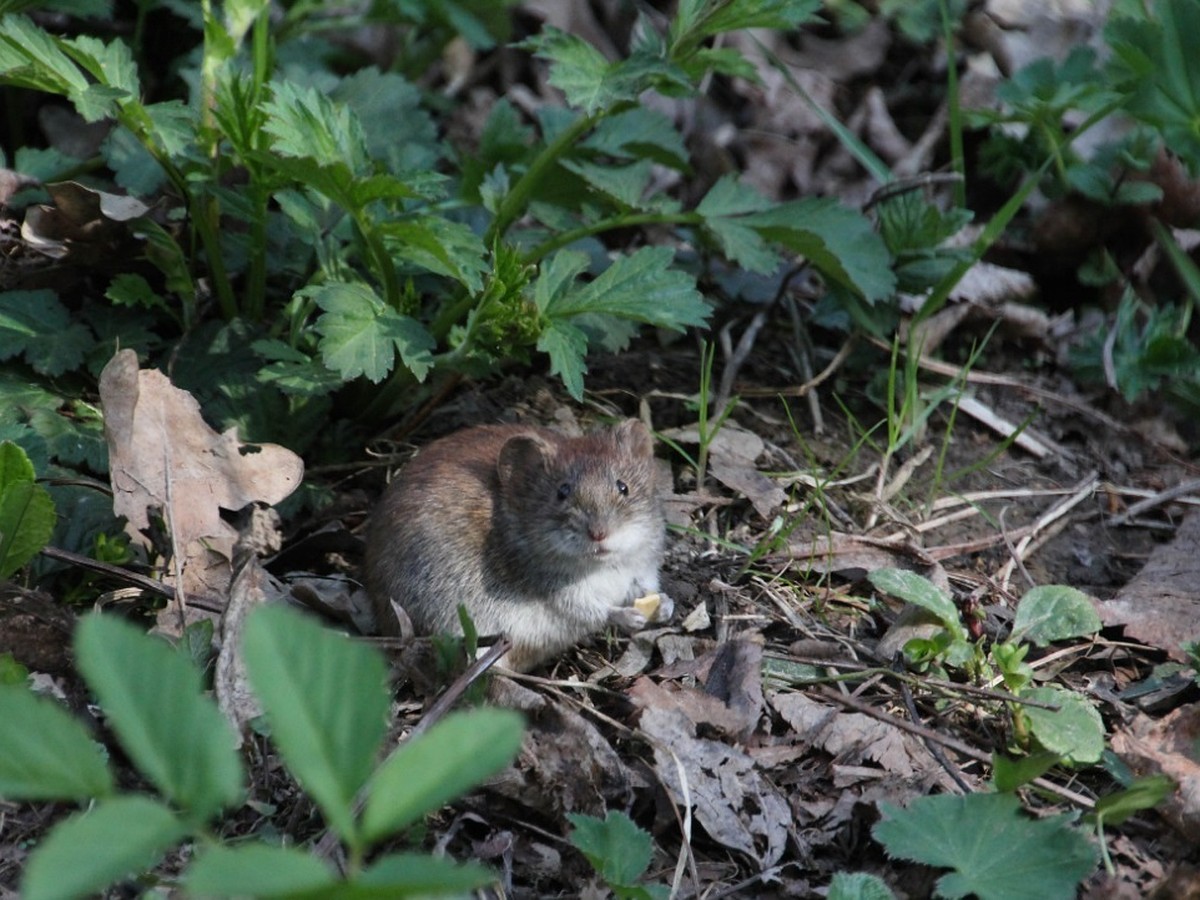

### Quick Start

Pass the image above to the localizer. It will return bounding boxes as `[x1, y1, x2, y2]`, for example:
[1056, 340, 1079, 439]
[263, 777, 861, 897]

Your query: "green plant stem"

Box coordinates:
[353, 211, 402, 311]
[522, 210, 702, 264]
[940, 0, 966, 208]
[484, 108, 616, 246]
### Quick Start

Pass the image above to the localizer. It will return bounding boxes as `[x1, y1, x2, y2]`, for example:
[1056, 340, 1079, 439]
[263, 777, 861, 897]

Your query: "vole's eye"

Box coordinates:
[616, 480, 628, 496]
[557, 483, 572, 500]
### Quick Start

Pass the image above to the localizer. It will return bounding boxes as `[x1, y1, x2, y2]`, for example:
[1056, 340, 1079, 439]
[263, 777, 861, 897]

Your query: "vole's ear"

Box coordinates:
[612, 418, 653, 458]
[497, 434, 553, 485]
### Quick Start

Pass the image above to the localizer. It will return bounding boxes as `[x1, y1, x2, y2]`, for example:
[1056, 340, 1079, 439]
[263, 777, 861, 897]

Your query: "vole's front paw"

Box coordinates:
[608, 605, 648, 634]
[652, 592, 674, 624]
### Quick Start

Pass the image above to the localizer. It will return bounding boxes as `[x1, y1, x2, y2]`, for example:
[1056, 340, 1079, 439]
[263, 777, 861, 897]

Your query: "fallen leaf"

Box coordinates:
[1110, 704, 1200, 840]
[99, 349, 304, 633]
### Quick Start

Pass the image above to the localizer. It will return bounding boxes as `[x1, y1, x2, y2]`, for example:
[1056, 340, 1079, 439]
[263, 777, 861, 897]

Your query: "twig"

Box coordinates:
[1107, 477, 1200, 527]
[997, 473, 1098, 590]
[40, 545, 175, 599]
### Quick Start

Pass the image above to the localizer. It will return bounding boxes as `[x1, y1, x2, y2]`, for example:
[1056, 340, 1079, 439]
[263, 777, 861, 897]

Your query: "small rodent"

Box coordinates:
[364, 419, 671, 672]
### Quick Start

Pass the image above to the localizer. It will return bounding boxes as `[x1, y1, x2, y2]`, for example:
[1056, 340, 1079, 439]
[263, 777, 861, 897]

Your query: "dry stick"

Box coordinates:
[738, 333, 857, 399]
[996, 472, 1098, 591]
[40, 545, 175, 599]
[714, 307, 769, 420]
[1107, 476, 1200, 527]
[812, 685, 1096, 810]
[897, 679, 974, 794]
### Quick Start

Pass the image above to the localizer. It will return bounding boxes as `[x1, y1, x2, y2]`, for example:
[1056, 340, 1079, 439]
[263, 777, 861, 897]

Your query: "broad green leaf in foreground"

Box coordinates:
[184, 844, 338, 897]
[1021, 685, 1105, 765]
[308, 282, 436, 383]
[362, 708, 524, 843]
[873, 793, 1097, 900]
[828, 871, 898, 900]
[23, 796, 187, 900]
[355, 852, 498, 895]
[868, 568, 961, 635]
[0, 684, 113, 800]
[1012, 585, 1102, 646]
[243, 603, 390, 848]
[73, 614, 244, 822]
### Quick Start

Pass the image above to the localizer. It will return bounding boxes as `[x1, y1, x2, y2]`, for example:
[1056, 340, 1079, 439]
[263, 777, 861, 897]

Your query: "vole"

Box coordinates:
[364, 419, 672, 672]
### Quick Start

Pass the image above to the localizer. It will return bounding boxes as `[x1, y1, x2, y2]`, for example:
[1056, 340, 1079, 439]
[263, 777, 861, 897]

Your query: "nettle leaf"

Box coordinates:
[252, 339, 343, 397]
[584, 107, 688, 169]
[0, 289, 94, 376]
[874, 793, 1097, 900]
[698, 175, 781, 274]
[544, 246, 709, 329]
[538, 320, 589, 400]
[333, 67, 439, 171]
[1012, 585, 1102, 646]
[743, 198, 896, 301]
[0, 15, 93, 103]
[62, 32, 138, 95]
[262, 80, 370, 172]
[307, 282, 436, 384]
[672, 0, 821, 45]
[561, 157, 654, 208]
[1021, 685, 1105, 765]
[0, 684, 113, 800]
[381, 217, 488, 293]
[533, 250, 590, 313]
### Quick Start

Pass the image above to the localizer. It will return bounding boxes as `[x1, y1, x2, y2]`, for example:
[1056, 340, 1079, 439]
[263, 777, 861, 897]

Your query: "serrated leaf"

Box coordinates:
[0, 685, 113, 800]
[533, 250, 589, 313]
[537, 320, 589, 400]
[1012, 585, 1102, 646]
[22, 796, 187, 900]
[106, 273, 168, 313]
[253, 339, 343, 397]
[261, 80, 370, 172]
[381, 216, 488, 292]
[0, 289, 93, 376]
[333, 67, 439, 171]
[568, 810, 653, 886]
[868, 568, 961, 634]
[73, 614, 244, 822]
[546, 246, 709, 329]
[561, 157, 654, 207]
[1022, 685, 1105, 765]
[185, 844, 337, 897]
[522, 28, 618, 115]
[873, 793, 1097, 900]
[308, 282, 435, 384]
[743, 198, 896, 301]
[829, 871, 898, 900]
[243, 604, 390, 847]
[584, 107, 688, 169]
[62, 32, 138, 95]
[362, 709, 523, 844]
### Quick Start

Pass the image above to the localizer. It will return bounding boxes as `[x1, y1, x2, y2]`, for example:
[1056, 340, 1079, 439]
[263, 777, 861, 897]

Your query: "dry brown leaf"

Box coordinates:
[639, 704, 790, 866]
[662, 424, 786, 518]
[99, 349, 304, 632]
[1111, 704, 1200, 840]
[770, 691, 947, 785]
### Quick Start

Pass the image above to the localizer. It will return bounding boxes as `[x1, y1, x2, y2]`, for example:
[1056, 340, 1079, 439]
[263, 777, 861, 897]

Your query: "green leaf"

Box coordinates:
[545, 246, 709, 329]
[561, 157, 654, 208]
[308, 282, 436, 384]
[0, 441, 55, 579]
[1021, 685, 1105, 765]
[353, 852, 498, 895]
[533, 250, 589, 313]
[873, 793, 1097, 900]
[22, 796, 187, 900]
[1012, 585, 1102, 646]
[381, 217, 488, 293]
[362, 708, 524, 844]
[333, 67, 439, 172]
[828, 871, 897, 900]
[261, 79, 370, 172]
[568, 810, 654, 886]
[584, 107, 689, 169]
[0, 684, 113, 800]
[990, 750, 1060, 793]
[537, 320, 589, 401]
[0, 290, 94, 376]
[184, 844, 337, 898]
[73, 614, 244, 822]
[243, 603, 390, 847]
[522, 27, 621, 115]
[253, 339, 343, 397]
[868, 568, 961, 635]
[698, 175, 781, 274]
[1090, 775, 1174, 827]
[743, 198, 896, 301]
